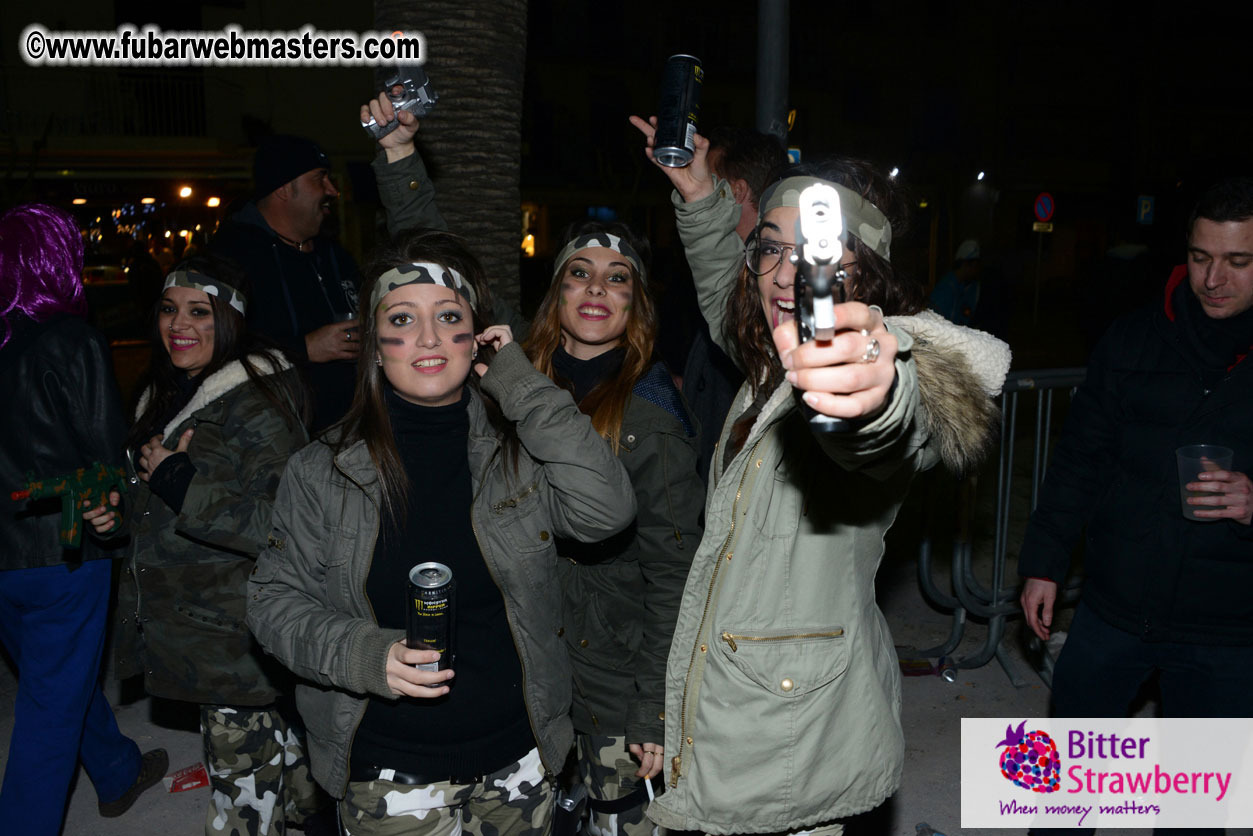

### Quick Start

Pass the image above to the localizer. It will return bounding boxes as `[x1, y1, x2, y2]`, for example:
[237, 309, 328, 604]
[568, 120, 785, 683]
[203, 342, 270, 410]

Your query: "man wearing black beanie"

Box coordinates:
[211, 135, 361, 433]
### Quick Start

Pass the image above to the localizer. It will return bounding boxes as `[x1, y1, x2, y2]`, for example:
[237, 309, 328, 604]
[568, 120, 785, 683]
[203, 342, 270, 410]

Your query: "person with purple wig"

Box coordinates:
[0, 204, 167, 833]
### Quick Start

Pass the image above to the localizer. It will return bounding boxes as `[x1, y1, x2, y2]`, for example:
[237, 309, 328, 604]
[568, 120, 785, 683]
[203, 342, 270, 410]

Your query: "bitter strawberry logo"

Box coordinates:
[996, 720, 1061, 793]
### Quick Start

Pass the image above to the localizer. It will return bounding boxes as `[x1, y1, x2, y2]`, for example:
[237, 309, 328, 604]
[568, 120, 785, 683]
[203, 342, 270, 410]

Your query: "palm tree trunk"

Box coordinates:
[374, 0, 527, 316]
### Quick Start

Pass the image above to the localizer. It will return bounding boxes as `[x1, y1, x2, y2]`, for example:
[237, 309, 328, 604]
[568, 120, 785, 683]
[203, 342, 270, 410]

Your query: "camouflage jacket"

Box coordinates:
[114, 354, 307, 706]
[246, 341, 637, 798]
[557, 364, 704, 745]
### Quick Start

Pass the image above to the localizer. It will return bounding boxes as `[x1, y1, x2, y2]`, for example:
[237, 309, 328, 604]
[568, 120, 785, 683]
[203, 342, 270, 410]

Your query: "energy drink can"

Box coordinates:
[407, 562, 455, 672]
[653, 54, 703, 168]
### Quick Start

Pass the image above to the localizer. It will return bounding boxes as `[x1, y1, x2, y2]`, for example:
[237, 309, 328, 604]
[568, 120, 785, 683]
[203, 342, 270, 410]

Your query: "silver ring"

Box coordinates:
[344, 330, 353, 342]
[859, 329, 880, 364]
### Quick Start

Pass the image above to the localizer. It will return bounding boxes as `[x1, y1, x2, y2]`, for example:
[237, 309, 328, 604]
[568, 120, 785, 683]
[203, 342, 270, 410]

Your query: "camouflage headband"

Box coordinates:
[371, 262, 477, 311]
[758, 176, 893, 262]
[162, 270, 247, 315]
[552, 232, 647, 283]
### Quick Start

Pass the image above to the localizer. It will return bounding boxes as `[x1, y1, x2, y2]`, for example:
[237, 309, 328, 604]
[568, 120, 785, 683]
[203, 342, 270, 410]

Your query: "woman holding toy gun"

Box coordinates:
[83, 253, 320, 836]
[0, 204, 169, 832]
[629, 117, 1012, 836]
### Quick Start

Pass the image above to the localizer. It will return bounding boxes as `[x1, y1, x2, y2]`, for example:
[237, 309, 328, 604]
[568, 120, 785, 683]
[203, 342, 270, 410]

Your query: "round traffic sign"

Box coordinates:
[1034, 192, 1055, 223]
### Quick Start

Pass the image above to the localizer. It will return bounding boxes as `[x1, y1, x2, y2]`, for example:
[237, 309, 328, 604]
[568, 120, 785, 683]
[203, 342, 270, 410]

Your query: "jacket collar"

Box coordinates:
[136, 352, 293, 438]
[1163, 264, 1188, 321]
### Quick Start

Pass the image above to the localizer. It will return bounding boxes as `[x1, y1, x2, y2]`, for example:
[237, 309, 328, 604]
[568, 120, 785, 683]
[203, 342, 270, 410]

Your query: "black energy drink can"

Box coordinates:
[407, 562, 455, 671]
[653, 54, 703, 168]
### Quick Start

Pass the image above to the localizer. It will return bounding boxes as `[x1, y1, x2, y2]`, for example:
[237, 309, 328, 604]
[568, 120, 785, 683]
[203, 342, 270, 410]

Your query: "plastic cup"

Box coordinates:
[1176, 444, 1233, 521]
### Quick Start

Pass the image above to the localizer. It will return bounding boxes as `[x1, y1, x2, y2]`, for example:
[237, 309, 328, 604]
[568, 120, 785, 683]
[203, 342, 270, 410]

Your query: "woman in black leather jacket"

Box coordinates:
[0, 203, 165, 833]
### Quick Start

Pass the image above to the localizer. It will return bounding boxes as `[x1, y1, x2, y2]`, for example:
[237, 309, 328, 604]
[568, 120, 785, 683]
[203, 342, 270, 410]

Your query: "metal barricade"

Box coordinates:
[914, 367, 1086, 686]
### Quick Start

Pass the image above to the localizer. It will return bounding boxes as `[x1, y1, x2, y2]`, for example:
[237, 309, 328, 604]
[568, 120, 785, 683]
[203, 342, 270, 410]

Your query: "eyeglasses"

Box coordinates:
[745, 239, 795, 276]
[745, 237, 857, 277]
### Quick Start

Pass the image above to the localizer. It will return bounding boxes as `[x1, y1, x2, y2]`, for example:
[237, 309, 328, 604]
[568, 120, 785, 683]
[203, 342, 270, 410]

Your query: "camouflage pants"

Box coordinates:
[201, 705, 321, 835]
[576, 734, 656, 836]
[341, 746, 553, 836]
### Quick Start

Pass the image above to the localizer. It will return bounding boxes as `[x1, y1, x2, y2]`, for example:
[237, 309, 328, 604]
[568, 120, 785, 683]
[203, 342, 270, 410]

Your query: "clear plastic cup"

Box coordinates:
[1176, 444, 1234, 521]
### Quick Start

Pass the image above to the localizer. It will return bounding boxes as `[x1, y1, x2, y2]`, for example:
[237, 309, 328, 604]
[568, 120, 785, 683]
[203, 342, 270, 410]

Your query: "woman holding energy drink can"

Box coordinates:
[523, 222, 704, 834]
[82, 254, 318, 835]
[629, 117, 1011, 835]
[246, 229, 637, 836]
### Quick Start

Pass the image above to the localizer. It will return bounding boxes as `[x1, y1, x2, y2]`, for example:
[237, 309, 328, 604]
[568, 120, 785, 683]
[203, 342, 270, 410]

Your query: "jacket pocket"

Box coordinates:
[493, 482, 553, 555]
[564, 589, 639, 671]
[716, 625, 848, 697]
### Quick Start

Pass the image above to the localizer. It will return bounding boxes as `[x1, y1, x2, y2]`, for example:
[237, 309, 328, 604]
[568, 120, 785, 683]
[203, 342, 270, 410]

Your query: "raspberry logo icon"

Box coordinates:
[996, 720, 1061, 793]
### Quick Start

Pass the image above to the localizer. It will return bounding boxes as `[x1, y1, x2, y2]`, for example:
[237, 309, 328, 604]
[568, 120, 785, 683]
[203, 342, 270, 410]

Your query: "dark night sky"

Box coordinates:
[524, 1, 1253, 205]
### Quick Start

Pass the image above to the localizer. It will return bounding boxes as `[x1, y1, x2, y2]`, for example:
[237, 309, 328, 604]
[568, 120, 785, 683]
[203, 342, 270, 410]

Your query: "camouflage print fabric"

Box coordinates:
[577, 734, 655, 836]
[341, 747, 553, 836]
[202, 705, 321, 835]
[114, 362, 308, 707]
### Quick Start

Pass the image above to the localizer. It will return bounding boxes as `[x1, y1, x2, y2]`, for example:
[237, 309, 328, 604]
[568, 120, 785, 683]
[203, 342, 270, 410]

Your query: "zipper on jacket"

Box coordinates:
[336, 454, 383, 798]
[672, 438, 761, 787]
[719, 628, 844, 653]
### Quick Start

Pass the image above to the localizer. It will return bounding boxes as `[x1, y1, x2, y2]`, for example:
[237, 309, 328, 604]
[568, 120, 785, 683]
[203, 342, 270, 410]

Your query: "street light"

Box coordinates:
[889, 167, 899, 179]
[179, 186, 193, 198]
[976, 171, 985, 181]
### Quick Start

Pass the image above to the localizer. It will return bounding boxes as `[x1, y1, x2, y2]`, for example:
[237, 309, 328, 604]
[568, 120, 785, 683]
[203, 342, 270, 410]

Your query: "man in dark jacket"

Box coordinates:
[210, 135, 360, 432]
[1019, 177, 1253, 718]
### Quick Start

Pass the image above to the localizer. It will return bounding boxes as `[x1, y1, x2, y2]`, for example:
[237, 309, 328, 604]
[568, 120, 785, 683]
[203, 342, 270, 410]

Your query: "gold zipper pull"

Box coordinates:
[670, 755, 681, 786]
[720, 631, 737, 652]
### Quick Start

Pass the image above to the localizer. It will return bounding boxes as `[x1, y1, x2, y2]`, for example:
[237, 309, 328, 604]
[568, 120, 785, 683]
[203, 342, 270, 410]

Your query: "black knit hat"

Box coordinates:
[253, 135, 331, 199]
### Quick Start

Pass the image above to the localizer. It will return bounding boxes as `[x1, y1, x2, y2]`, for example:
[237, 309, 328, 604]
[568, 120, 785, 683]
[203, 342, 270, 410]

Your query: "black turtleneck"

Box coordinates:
[551, 345, 626, 402]
[351, 386, 532, 777]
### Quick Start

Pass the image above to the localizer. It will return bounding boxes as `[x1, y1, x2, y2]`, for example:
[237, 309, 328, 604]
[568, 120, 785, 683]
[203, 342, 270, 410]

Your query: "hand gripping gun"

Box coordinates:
[11, 462, 127, 548]
[791, 183, 852, 433]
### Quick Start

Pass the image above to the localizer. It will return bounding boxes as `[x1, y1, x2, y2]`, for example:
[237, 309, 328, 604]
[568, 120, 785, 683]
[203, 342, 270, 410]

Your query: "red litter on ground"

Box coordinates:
[163, 762, 210, 792]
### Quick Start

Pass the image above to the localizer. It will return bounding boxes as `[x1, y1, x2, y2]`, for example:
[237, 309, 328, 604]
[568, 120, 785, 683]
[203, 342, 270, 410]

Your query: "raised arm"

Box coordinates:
[480, 341, 637, 541]
[363, 92, 448, 239]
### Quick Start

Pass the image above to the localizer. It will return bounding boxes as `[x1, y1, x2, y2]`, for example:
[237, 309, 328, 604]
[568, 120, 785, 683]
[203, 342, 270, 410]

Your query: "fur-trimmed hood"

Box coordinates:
[135, 352, 294, 439]
[889, 309, 1011, 473]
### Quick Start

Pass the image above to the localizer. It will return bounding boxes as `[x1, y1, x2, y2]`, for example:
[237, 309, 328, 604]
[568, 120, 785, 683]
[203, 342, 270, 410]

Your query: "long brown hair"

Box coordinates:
[523, 221, 656, 453]
[128, 254, 310, 452]
[331, 229, 515, 528]
[727, 156, 924, 400]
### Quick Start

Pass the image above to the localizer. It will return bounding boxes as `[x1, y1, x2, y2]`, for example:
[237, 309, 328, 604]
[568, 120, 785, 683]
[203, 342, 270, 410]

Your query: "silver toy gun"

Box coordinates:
[792, 183, 853, 433]
[361, 65, 438, 140]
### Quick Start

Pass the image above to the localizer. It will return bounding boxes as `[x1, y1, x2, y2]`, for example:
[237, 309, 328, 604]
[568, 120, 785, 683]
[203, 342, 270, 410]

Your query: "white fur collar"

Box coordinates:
[135, 353, 293, 438]
[725, 312, 1012, 471]
[888, 310, 1011, 397]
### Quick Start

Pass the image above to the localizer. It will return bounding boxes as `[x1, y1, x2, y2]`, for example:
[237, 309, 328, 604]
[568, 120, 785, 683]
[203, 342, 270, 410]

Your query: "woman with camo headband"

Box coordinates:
[629, 118, 1010, 835]
[84, 254, 320, 835]
[246, 229, 637, 836]
[522, 221, 705, 836]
